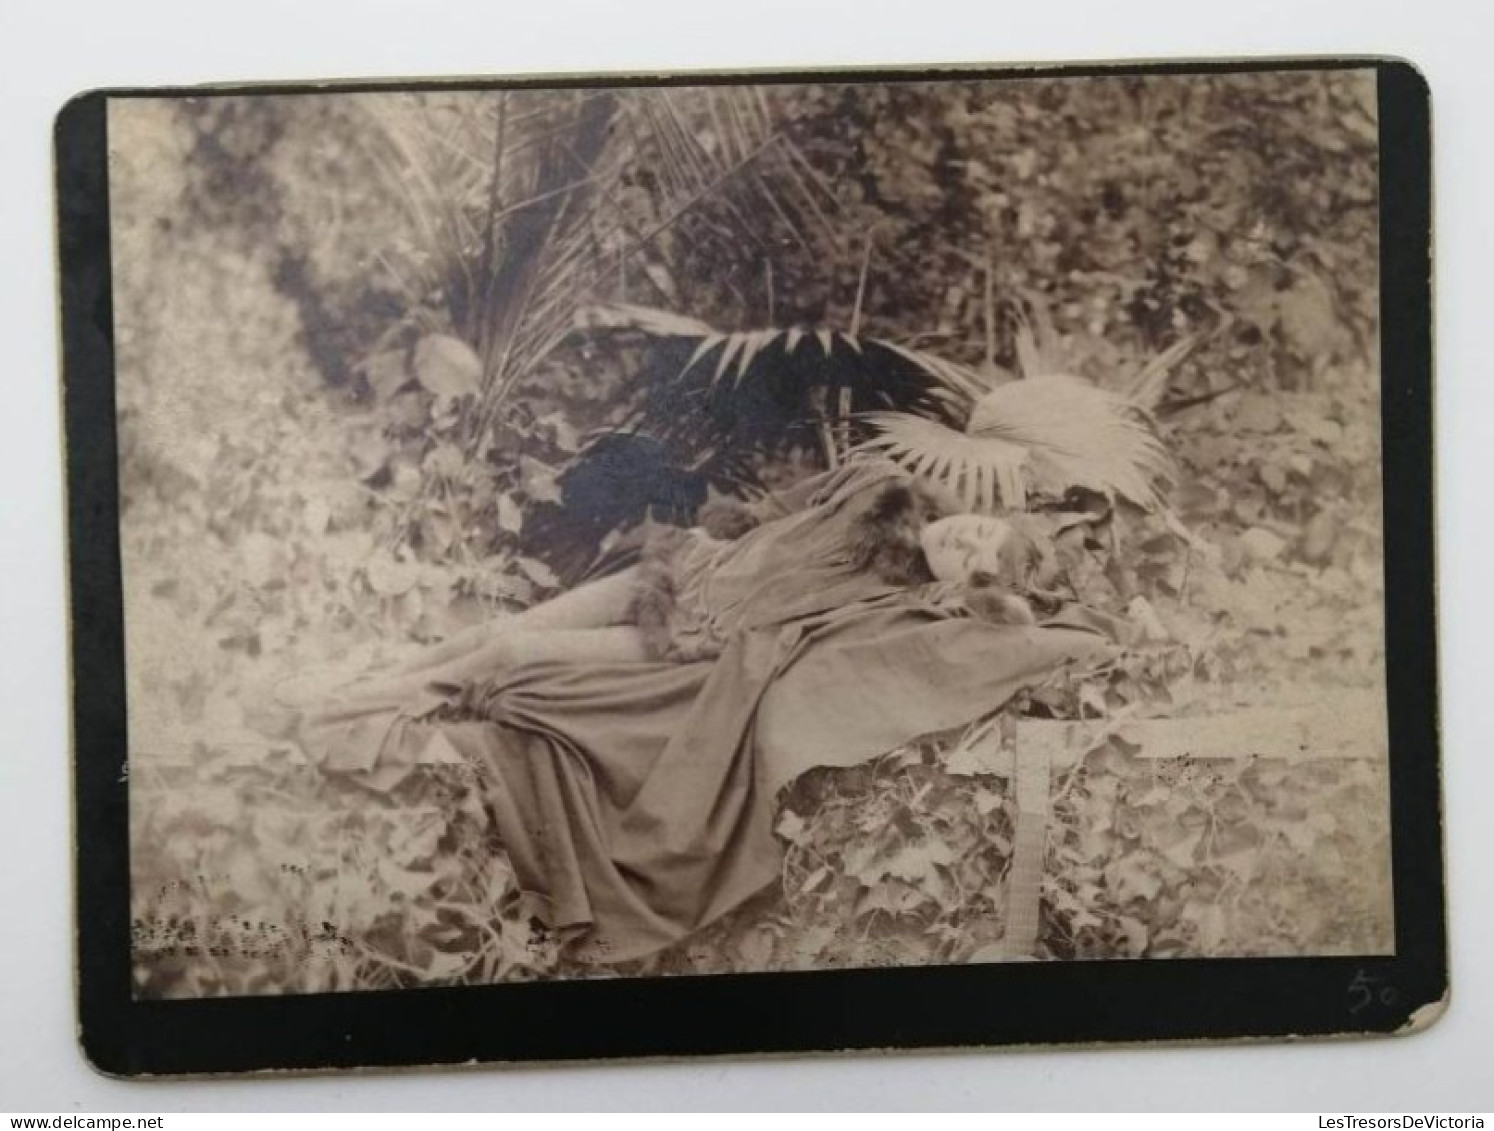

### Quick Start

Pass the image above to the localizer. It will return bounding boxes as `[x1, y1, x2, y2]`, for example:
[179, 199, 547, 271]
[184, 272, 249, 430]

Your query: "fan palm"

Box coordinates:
[856, 375, 1174, 512]
[361, 87, 837, 439]
[849, 286, 1198, 512]
[577, 301, 982, 475]
[579, 298, 1191, 513]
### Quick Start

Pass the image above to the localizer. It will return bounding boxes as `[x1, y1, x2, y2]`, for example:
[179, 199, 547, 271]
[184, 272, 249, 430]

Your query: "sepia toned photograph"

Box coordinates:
[101, 67, 1398, 1008]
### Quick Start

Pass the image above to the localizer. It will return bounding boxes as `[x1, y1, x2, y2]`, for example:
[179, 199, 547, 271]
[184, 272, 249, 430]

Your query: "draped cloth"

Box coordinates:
[296, 461, 1118, 962]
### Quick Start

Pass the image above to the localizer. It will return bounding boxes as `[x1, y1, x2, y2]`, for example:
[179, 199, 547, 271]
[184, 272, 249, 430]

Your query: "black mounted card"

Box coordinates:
[56, 58, 1443, 1078]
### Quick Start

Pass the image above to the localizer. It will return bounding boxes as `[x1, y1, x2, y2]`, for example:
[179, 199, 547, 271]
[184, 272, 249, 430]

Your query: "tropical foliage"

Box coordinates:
[112, 70, 1390, 997]
[575, 295, 1180, 512]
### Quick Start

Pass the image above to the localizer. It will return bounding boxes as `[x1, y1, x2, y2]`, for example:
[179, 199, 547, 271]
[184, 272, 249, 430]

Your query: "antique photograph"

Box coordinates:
[105, 68, 1396, 1003]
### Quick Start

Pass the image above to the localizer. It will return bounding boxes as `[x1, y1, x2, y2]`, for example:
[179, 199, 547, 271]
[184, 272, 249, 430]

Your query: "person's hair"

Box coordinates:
[963, 572, 1038, 626]
[847, 479, 951, 586]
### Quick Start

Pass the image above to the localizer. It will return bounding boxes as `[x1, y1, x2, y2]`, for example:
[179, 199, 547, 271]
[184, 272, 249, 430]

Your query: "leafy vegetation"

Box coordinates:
[111, 70, 1391, 998]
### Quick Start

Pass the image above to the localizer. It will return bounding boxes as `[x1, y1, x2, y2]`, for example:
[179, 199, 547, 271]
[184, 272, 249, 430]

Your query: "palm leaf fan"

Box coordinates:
[854, 374, 1174, 512]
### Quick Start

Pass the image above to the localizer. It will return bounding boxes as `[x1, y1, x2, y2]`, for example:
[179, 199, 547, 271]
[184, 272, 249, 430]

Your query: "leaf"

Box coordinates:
[386, 808, 446, 868]
[387, 386, 431, 431]
[857, 374, 1172, 512]
[854, 879, 930, 919]
[1302, 417, 1345, 446]
[303, 497, 332, 536]
[881, 837, 955, 884]
[1078, 683, 1108, 719]
[1280, 815, 1329, 854]
[733, 328, 775, 382]
[1132, 783, 1171, 809]
[855, 413, 1029, 511]
[423, 443, 466, 479]
[1126, 596, 1171, 644]
[1259, 462, 1289, 496]
[943, 736, 1013, 778]
[712, 333, 747, 387]
[1125, 333, 1201, 410]
[520, 456, 563, 505]
[736, 927, 777, 969]
[496, 493, 524, 535]
[357, 349, 411, 402]
[775, 810, 808, 845]
[968, 942, 1009, 964]
[1233, 396, 1282, 434]
[412, 334, 483, 403]
[1279, 274, 1341, 357]
[377, 857, 435, 901]
[1012, 304, 1045, 379]
[968, 376, 1173, 507]
[1182, 901, 1228, 952]
[1287, 452, 1315, 478]
[1104, 857, 1163, 904]
[1239, 527, 1287, 565]
[576, 302, 716, 337]
[240, 532, 286, 589]
[516, 556, 560, 590]
[366, 555, 421, 597]
[798, 865, 831, 896]
[421, 948, 473, 981]
[484, 856, 517, 905]
[878, 340, 992, 402]
[680, 333, 724, 377]
[973, 787, 1005, 816]
[348, 431, 391, 476]
[1209, 843, 1260, 884]
[384, 461, 423, 502]
[790, 925, 837, 967]
[1118, 915, 1150, 957]
[1159, 827, 1205, 870]
[539, 411, 581, 453]
[1299, 511, 1339, 564]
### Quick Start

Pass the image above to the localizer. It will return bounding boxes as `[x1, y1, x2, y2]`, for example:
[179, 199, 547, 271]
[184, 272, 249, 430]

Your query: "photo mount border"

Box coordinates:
[56, 57, 1442, 1078]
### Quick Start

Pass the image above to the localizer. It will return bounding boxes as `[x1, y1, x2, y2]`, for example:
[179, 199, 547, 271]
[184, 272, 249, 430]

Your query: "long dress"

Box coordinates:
[296, 459, 1118, 963]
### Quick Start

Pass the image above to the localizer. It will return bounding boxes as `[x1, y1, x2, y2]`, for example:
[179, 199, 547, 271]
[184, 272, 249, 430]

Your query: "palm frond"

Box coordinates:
[873, 341, 991, 405]
[853, 375, 1173, 512]
[1009, 288, 1069, 379]
[966, 375, 1174, 510]
[575, 302, 716, 337]
[352, 87, 862, 559]
[1011, 301, 1046, 381]
[578, 299, 1178, 511]
[1122, 325, 1214, 411]
[577, 301, 992, 474]
[580, 302, 981, 406]
[855, 414, 1031, 511]
[362, 87, 824, 428]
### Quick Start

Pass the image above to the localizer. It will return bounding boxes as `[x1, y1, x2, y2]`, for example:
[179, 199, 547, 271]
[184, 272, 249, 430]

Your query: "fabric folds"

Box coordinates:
[296, 461, 1117, 961]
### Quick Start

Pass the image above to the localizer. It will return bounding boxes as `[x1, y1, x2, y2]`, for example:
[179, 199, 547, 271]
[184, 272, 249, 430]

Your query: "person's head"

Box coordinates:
[920, 513, 1043, 590]
[849, 474, 1055, 594]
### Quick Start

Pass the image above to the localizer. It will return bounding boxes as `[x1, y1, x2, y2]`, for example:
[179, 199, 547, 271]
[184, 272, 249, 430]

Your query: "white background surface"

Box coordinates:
[2, 0, 1489, 1112]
